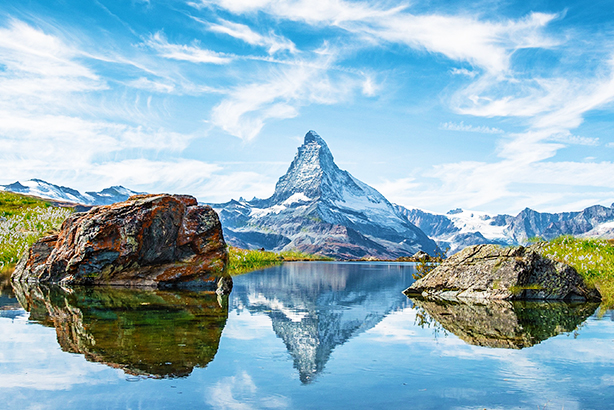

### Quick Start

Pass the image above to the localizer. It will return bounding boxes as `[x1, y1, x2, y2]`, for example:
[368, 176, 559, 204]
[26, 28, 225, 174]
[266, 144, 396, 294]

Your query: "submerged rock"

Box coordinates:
[404, 244, 600, 301]
[12, 194, 231, 293]
[410, 297, 599, 349]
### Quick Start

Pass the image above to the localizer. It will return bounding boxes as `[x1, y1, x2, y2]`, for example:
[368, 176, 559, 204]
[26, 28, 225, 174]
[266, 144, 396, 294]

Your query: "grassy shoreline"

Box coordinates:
[537, 236, 614, 308]
[227, 247, 333, 276]
[0, 192, 72, 272]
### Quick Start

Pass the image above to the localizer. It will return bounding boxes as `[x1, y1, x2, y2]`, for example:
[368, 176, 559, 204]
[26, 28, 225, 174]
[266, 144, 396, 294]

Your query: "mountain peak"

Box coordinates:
[211, 129, 440, 258]
[301, 130, 334, 163]
[269, 131, 338, 202]
[304, 130, 326, 146]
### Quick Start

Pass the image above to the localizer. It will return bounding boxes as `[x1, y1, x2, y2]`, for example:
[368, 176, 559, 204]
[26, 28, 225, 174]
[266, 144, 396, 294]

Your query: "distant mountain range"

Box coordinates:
[210, 131, 439, 259]
[0, 179, 142, 206]
[4, 132, 614, 258]
[395, 203, 614, 254]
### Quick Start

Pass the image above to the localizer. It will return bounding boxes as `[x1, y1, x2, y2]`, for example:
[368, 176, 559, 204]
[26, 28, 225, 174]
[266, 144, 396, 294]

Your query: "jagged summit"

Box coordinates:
[269, 130, 337, 203]
[211, 130, 439, 259]
[304, 129, 327, 145]
[268, 130, 389, 209]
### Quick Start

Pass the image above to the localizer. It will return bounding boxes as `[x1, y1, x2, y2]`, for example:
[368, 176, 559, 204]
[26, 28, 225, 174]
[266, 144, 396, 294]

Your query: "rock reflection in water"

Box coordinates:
[233, 262, 415, 383]
[12, 282, 228, 378]
[410, 297, 599, 349]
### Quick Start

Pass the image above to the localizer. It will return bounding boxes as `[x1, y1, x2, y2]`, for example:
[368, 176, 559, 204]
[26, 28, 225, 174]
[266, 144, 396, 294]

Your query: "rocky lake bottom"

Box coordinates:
[1, 262, 614, 409]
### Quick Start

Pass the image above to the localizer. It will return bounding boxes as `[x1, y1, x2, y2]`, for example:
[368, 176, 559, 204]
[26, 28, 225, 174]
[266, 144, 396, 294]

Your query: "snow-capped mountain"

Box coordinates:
[0, 179, 143, 206]
[396, 203, 614, 254]
[211, 131, 439, 259]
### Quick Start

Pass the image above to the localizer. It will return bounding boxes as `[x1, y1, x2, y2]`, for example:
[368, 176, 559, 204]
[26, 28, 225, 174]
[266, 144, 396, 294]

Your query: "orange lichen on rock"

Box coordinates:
[12, 194, 231, 293]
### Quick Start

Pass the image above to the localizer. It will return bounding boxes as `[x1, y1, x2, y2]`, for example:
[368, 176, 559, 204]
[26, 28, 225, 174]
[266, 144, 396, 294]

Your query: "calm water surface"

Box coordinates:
[1, 262, 614, 409]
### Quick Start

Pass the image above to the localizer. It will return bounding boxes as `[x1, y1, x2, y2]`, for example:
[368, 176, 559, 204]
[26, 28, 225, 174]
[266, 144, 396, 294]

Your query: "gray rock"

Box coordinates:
[412, 251, 430, 261]
[403, 244, 601, 301]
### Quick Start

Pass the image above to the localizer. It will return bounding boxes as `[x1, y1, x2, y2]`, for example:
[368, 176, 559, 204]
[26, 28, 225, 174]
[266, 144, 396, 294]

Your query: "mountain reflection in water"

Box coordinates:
[409, 297, 599, 349]
[231, 262, 415, 383]
[12, 281, 228, 378]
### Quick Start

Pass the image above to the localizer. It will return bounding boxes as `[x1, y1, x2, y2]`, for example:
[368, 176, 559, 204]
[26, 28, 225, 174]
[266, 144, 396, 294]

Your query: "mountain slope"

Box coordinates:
[211, 131, 438, 259]
[0, 179, 143, 206]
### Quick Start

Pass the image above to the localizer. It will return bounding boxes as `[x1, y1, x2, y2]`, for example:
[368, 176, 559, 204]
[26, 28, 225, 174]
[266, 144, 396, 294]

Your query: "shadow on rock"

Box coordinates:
[409, 296, 599, 349]
[13, 281, 229, 378]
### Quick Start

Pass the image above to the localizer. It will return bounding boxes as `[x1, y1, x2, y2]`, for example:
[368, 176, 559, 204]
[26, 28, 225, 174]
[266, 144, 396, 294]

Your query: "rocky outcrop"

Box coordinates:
[12, 194, 231, 293]
[410, 297, 598, 349]
[404, 244, 600, 301]
[13, 282, 228, 378]
[412, 251, 430, 261]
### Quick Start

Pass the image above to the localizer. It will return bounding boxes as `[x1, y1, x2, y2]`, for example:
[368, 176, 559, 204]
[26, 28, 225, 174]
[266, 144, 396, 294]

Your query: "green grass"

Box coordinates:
[0, 192, 72, 271]
[538, 236, 614, 308]
[227, 247, 333, 276]
[277, 249, 334, 261]
[227, 247, 283, 276]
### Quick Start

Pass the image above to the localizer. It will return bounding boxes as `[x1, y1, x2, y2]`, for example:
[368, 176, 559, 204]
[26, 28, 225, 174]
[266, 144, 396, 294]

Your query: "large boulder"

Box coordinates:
[412, 251, 430, 261]
[12, 194, 232, 293]
[404, 244, 600, 301]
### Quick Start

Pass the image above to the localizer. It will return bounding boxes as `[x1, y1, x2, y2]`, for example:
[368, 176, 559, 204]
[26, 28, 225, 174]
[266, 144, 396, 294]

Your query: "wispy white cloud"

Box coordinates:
[548, 133, 599, 146]
[143, 32, 232, 64]
[440, 121, 504, 134]
[211, 49, 362, 140]
[127, 77, 176, 93]
[192, 0, 400, 24]
[0, 19, 224, 197]
[450, 68, 478, 77]
[195, 0, 560, 147]
[197, 1, 558, 75]
[205, 18, 296, 54]
[196, 171, 276, 202]
[90, 159, 221, 189]
[0, 19, 106, 115]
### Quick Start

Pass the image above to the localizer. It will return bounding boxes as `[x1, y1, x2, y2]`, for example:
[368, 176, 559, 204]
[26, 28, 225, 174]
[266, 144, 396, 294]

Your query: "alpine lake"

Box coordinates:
[1, 262, 614, 409]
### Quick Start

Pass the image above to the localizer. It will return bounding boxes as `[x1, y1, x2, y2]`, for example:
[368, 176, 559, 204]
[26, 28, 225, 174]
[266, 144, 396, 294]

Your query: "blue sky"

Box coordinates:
[1, 0, 614, 214]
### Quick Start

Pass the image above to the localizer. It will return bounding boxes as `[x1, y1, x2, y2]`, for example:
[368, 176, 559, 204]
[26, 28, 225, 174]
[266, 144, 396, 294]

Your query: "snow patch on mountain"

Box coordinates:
[446, 209, 508, 240]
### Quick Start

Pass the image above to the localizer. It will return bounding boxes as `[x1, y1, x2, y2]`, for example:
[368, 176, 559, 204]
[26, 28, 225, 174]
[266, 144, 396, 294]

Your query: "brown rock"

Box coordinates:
[404, 244, 600, 301]
[12, 194, 231, 293]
